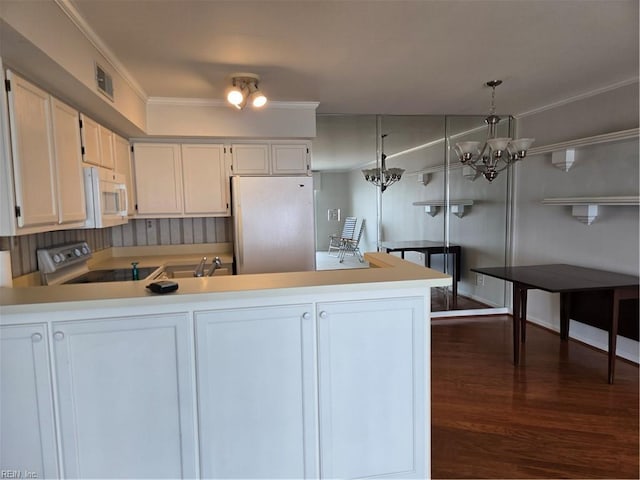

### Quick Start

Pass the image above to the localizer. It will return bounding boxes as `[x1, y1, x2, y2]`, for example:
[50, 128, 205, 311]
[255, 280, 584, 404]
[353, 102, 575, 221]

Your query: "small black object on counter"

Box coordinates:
[146, 280, 179, 294]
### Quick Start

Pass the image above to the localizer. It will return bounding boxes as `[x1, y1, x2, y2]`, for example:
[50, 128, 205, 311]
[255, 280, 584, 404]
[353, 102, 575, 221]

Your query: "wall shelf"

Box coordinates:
[412, 200, 474, 218]
[542, 196, 640, 224]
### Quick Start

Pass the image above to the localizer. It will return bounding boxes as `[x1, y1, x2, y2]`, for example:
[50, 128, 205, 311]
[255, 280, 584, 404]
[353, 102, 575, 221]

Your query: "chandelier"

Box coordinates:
[454, 80, 534, 182]
[226, 73, 267, 110]
[362, 134, 404, 192]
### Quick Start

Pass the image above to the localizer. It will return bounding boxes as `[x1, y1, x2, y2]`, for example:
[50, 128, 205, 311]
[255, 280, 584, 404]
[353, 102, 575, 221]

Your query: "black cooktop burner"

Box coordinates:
[65, 267, 160, 284]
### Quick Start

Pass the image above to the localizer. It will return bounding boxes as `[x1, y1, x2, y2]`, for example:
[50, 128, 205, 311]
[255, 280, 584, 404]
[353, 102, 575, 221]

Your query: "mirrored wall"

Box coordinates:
[313, 114, 513, 312]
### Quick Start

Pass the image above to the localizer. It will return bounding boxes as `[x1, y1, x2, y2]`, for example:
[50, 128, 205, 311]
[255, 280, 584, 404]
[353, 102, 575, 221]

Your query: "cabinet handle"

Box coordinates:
[53, 331, 65, 341]
[31, 333, 43, 343]
[319, 311, 328, 319]
[302, 312, 311, 320]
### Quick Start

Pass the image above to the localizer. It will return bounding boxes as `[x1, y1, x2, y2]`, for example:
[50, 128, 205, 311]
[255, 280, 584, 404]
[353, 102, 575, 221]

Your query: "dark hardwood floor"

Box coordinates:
[431, 315, 639, 479]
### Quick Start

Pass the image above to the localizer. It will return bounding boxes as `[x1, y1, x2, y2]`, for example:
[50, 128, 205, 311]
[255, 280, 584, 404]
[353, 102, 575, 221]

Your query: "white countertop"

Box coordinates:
[0, 252, 451, 314]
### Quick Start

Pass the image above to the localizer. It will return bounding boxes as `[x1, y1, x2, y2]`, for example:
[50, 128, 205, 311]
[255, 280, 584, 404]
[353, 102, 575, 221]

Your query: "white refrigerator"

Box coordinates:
[231, 176, 316, 274]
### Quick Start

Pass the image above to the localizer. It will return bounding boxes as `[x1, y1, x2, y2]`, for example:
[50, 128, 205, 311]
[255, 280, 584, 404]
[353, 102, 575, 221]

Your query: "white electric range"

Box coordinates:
[37, 242, 160, 286]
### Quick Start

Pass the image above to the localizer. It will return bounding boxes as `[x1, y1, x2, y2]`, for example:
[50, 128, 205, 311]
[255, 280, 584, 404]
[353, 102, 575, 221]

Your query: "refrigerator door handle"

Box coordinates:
[235, 205, 243, 270]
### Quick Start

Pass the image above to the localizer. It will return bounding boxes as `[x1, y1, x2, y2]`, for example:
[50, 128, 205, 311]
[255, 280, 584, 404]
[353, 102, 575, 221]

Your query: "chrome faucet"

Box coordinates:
[194, 256, 207, 277]
[206, 257, 222, 277]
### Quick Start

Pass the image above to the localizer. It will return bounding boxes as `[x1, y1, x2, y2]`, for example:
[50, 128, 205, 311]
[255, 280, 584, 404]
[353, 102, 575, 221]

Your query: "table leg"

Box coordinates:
[608, 290, 620, 384]
[560, 292, 571, 341]
[520, 288, 528, 343]
[512, 284, 521, 365]
[608, 286, 638, 384]
[451, 250, 458, 309]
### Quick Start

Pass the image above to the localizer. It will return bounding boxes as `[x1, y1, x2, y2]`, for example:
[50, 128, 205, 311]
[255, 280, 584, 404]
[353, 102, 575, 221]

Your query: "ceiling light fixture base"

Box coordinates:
[226, 73, 267, 110]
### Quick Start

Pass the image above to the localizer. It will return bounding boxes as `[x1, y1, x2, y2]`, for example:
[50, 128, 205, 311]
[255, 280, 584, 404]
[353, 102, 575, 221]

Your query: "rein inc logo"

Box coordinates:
[1, 471, 37, 479]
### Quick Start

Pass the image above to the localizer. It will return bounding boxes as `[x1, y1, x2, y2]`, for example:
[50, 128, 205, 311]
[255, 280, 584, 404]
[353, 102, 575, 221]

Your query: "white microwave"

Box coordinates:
[83, 166, 128, 228]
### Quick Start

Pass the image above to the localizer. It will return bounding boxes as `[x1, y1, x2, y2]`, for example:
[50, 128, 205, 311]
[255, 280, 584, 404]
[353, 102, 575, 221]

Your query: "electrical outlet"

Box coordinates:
[146, 220, 153, 229]
[476, 273, 485, 286]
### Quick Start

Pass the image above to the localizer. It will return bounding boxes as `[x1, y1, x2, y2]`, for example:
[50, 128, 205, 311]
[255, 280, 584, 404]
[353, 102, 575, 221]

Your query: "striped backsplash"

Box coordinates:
[111, 217, 232, 247]
[2, 228, 112, 278]
[1, 217, 232, 278]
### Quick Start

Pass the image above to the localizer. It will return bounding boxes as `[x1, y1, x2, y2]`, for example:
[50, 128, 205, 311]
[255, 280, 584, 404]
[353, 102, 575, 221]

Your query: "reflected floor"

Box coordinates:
[431, 287, 490, 312]
[315, 250, 369, 270]
[316, 251, 491, 312]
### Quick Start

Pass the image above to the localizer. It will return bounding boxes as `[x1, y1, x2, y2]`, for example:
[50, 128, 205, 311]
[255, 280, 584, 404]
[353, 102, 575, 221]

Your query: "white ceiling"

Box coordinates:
[70, 0, 638, 117]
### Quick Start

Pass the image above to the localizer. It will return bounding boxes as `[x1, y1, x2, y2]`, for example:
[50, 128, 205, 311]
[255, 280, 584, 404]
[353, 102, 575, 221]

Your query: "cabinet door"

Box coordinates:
[79, 114, 101, 167]
[51, 98, 86, 224]
[231, 144, 270, 174]
[52, 313, 197, 478]
[6, 70, 58, 227]
[133, 143, 183, 215]
[195, 304, 318, 478]
[182, 144, 229, 215]
[113, 134, 135, 216]
[1, 324, 58, 478]
[317, 297, 428, 479]
[271, 143, 310, 175]
[99, 125, 115, 169]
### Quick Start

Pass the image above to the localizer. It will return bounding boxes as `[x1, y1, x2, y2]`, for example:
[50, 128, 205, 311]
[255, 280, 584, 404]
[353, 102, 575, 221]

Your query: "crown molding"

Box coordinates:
[53, 0, 148, 102]
[527, 128, 639, 156]
[147, 96, 319, 110]
[514, 77, 638, 119]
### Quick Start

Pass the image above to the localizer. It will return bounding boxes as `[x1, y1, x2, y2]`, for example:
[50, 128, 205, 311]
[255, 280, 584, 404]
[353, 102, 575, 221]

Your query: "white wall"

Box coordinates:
[313, 115, 377, 252]
[347, 169, 378, 254]
[0, 2, 147, 136]
[514, 82, 639, 361]
[314, 173, 351, 250]
[146, 99, 317, 138]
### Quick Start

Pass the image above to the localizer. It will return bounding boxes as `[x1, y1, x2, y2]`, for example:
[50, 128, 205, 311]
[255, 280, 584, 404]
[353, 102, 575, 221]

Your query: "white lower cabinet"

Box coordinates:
[195, 304, 318, 478]
[317, 297, 428, 479]
[1, 293, 429, 479]
[51, 313, 197, 478]
[0, 324, 58, 478]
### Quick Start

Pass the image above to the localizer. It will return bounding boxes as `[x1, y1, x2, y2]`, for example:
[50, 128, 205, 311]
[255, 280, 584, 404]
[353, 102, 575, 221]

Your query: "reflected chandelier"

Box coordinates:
[226, 73, 267, 110]
[454, 80, 534, 182]
[362, 134, 404, 192]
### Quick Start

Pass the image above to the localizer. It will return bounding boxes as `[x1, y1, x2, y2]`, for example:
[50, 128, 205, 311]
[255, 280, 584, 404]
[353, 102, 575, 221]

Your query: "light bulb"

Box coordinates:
[252, 91, 267, 107]
[227, 87, 244, 106]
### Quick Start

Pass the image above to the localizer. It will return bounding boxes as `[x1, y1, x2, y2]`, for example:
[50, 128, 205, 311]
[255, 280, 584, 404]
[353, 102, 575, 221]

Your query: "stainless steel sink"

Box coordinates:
[153, 264, 230, 280]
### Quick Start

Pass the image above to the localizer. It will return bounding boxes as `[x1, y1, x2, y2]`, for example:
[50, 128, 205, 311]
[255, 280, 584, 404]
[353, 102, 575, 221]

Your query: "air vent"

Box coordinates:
[95, 63, 114, 101]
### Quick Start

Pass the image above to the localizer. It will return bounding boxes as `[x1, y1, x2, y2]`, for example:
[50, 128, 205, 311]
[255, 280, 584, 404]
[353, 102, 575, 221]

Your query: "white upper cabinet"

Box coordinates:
[5, 70, 58, 228]
[181, 144, 229, 215]
[132, 142, 230, 218]
[1, 70, 86, 234]
[80, 113, 115, 169]
[272, 143, 310, 175]
[133, 143, 183, 215]
[51, 97, 86, 224]
[99, 125, 115, 169]
[231, 143, 270, 174]
[79, 113, 101, 166]
[113, 134, 135, 216]
[232, 141, 311, 175]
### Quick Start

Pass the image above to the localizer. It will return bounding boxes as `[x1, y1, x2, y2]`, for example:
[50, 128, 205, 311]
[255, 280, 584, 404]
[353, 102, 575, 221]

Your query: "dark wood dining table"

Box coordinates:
[380, 240, 461, 307]
[471, 264, 639, 383]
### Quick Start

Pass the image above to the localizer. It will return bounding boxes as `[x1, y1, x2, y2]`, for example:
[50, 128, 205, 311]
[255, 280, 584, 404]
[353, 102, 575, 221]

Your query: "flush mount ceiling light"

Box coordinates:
[226, 73, 267, 110]
[362, 134, 404, 193]
[454, 80, 534, 182]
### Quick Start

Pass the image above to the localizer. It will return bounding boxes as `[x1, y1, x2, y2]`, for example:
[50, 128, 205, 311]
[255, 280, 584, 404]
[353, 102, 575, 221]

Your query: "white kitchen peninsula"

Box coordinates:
[0, 253, 450, 479]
